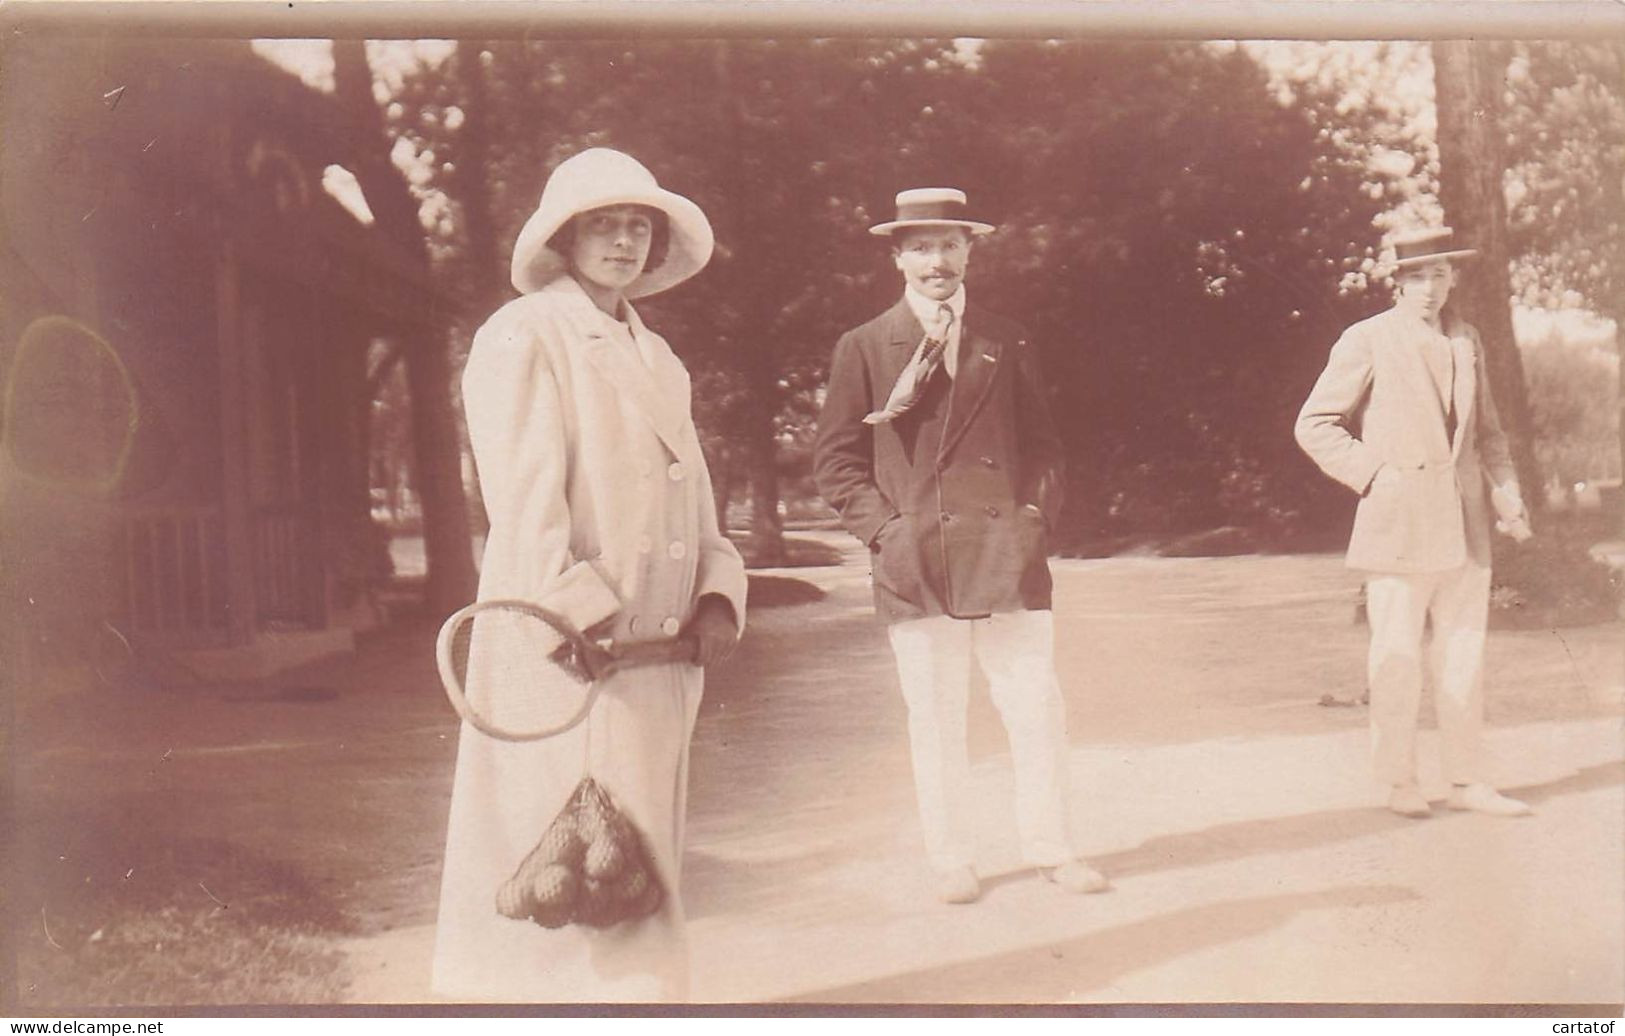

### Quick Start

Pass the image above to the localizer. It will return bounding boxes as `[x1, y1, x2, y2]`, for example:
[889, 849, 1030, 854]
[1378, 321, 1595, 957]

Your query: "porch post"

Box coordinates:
[214, 239, 257, 646]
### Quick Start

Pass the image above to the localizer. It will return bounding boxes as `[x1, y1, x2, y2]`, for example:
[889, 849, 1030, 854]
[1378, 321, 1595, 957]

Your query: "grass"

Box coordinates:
[13, 819, 355, 1009]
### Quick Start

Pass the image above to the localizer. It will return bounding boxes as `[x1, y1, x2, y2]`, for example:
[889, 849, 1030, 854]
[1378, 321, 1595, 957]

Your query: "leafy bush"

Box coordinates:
[1490, 523, 1624, 628]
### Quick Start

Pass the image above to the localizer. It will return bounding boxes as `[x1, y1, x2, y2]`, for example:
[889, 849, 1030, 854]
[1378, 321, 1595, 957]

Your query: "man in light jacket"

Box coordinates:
[1295, 227, 1534, 820]
[814, 188, 1107, 904]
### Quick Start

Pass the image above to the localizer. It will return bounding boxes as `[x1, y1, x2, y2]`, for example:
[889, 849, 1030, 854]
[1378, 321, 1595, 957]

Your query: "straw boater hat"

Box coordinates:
[1389, 226, 1477, 270]
[509, 148, 714, 298]
[868, 187, 995, 237]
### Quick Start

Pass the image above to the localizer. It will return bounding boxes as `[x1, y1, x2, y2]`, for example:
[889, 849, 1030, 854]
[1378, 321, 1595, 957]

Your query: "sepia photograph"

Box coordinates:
[2, 0, 1622, 1017]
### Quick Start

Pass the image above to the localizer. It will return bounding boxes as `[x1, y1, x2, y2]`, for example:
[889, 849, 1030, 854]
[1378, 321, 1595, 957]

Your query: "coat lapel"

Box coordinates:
[1448, 327, 1478, 457]
[552, 284, 686, 459]
[877, 299, 926, 400]
[1380, 309, 1453, 457]
[937, 312, 1004, 462]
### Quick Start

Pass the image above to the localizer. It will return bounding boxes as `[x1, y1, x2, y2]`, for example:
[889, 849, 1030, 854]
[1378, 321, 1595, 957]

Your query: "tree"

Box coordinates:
[372, 37, 1460, 555]
[1504, 41, 1625, 327]
[1503, 41, 1625, 484]
[333, 40, 477, 614]
[1433, 40, 1543, 502]
[380, 38, 963, 563]
[937, 41, 1399, 541]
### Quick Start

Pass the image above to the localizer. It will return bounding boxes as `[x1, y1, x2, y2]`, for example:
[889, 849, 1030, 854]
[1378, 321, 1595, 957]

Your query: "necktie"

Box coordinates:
[864, 304, 954, 425]
[1423, 332, 1457, 443]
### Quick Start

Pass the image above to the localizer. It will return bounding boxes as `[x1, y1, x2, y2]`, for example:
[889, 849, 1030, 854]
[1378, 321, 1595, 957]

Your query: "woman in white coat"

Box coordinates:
[431, 149, 747, 1003]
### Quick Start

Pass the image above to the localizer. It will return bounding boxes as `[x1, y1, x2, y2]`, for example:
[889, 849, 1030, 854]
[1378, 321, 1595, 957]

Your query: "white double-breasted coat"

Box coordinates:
[431, 276, 747, 1002]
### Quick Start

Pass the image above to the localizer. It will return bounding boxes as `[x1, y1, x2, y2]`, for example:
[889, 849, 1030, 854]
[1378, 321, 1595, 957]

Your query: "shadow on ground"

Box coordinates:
[796, 884, 1421, 1003]
[974, 761, 1625, 895]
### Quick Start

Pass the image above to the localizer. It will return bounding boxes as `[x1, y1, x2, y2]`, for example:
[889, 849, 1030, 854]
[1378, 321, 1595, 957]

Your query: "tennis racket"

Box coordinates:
[436, 599, 698, 742]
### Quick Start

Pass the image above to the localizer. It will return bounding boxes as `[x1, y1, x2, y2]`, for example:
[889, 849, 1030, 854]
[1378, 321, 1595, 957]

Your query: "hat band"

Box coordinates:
[1394, 236, 1463, 262]
[893, 199, 978, 224]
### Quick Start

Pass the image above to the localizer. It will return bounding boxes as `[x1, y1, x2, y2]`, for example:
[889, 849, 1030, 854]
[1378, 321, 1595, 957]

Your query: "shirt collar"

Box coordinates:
[543, 273, 650, 337]
[1389, 303, 1452, 339]
[904, 285, 965, 330]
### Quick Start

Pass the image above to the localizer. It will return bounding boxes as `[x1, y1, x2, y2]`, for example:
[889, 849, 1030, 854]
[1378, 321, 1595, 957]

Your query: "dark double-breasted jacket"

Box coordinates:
[813, 297, 1065, 624]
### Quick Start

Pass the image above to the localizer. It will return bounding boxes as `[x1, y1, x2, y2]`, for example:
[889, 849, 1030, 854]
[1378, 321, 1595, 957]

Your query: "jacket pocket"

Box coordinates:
[872, 515, 924, 604]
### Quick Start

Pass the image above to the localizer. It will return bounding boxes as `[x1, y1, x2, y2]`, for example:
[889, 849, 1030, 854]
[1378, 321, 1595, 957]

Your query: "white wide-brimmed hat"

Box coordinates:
[1389, 226, 1477, 270]
[509, 148, 714, 298]
[868, 187, 995, 237]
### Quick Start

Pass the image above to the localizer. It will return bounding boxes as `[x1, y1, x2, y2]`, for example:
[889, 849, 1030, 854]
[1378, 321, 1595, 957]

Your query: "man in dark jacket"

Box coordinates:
[813, 188, 1107, 904]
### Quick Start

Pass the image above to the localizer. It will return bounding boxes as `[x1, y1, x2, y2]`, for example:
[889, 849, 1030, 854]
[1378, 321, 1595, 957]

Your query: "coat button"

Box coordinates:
[940, 511, 953, 522]
[661, 616, 681, 636]
[668, 541, 687, 560]
[980, 456, 997, 468]
[637, 535, 653, 553]
[628, 616, 642, 635]
[667, 462, 684, 482]
[984, 505, 1000, 518]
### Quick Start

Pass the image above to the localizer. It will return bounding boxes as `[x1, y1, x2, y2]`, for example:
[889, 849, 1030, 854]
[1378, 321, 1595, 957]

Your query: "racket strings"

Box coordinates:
[449, 606, 597, 740]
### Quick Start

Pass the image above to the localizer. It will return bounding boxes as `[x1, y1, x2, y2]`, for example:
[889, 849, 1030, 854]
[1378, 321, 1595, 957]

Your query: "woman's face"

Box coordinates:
[568, 205, 654, 296]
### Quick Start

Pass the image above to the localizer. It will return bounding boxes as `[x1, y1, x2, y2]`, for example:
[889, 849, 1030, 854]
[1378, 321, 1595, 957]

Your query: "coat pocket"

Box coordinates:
[872, 515, 925, 604]
[1350, 463, 1464, 570]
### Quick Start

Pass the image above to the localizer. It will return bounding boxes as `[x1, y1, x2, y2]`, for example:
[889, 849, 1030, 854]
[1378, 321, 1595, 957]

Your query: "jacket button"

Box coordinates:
[668, 541, 687, 560]
[628, 616, 642, 635]
[984, 505, 1000, 518]
[980, 456, 997, 468]
[667, 462, 684, 482]
[940, 511, 953, 522]
[661, 616, 681, 636]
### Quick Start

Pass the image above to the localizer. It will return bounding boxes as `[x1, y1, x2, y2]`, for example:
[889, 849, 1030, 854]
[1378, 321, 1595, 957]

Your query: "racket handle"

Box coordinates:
[610, 634, 700, 670]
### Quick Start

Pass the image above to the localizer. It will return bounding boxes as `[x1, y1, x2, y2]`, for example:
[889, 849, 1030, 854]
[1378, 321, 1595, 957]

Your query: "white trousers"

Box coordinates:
[887, 610, 1076, 872]
[1365, 564, 1491, 788]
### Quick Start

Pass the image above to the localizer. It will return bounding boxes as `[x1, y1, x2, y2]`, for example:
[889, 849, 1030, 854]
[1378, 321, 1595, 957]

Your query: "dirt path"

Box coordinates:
[14, 539, 1622, 1006]
[348, 540, 1623, 1005]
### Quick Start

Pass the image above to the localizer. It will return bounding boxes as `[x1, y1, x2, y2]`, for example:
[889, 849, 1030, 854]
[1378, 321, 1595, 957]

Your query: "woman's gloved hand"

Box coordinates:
[684, 593, 739, 668]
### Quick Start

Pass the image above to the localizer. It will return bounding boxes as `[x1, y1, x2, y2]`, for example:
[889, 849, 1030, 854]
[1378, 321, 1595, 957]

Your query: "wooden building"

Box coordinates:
[2, 37, 450, 679]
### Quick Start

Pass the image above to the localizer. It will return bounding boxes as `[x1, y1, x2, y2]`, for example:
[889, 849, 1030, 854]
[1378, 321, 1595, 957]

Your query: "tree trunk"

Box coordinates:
[743, 390, 786, 566]
[703, 440, 734, 533]
[452, 41, 508, 315]
[334, 40, 477, 613]
[1433, 40, 1544, 505]
[403, 329, 479, 613]
[713, 40, 787, 566]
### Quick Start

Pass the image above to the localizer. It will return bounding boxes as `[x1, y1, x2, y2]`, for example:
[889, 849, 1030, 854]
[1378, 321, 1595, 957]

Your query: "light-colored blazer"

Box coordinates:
[1295, 306, 1520, 573]
[461, 275, 747, 637]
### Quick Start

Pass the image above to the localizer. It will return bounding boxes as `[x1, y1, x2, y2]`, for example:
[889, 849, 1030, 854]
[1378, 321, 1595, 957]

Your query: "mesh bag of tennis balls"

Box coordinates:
[495, 777, 664, 929]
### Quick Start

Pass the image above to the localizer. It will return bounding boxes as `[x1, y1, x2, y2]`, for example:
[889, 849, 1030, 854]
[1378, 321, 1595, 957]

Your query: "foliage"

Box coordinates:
[951, 41, 1398, 540]
[1491, 519, 1624, 629]
[360, 38, 1615, 550]
[1521, 332, 1622, 487]
[1504, 42, 1625, 324]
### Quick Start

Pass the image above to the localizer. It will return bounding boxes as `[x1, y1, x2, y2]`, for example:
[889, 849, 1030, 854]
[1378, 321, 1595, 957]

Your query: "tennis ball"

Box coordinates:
[530, 893, 574, 930]
[575, 876, 618, 927]
[495, 876, 533, 920]
[537, 817, 586, 870]
[583, 835, 627, 881]
[531, 864, 577, 910]
[614, 865, 649, 902]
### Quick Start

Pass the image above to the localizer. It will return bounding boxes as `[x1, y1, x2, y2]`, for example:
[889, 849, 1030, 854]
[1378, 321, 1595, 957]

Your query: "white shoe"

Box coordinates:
[1387, 784, 1432, 818]
[1042, 860, 1110, 895]
[934, 866, 981, 904]
[1447, 783, 1532, 817]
